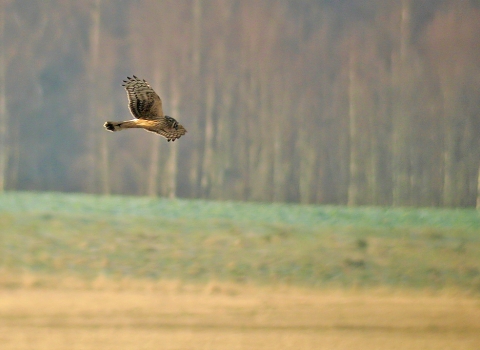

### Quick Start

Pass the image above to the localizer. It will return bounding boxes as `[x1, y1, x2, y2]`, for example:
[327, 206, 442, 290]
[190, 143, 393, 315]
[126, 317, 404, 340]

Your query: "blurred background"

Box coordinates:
[1, 2, 480, 349]
[1, 0, 479, 207]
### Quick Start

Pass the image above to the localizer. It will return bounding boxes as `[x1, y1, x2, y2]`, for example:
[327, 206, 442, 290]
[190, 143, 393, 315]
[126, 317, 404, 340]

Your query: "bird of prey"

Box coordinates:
[104, 76, 187, 142]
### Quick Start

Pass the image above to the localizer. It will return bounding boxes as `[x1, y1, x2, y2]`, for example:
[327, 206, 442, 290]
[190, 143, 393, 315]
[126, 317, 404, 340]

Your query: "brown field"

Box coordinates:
[0, 278, 479, 350]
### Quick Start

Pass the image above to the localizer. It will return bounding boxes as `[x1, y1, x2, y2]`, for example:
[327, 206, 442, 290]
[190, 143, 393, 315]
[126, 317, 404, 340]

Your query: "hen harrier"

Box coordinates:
[104, 76, 187, 142]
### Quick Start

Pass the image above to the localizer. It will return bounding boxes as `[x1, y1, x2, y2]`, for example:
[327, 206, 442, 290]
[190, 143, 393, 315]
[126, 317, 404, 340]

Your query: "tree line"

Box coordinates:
[0, 0, 479, 207]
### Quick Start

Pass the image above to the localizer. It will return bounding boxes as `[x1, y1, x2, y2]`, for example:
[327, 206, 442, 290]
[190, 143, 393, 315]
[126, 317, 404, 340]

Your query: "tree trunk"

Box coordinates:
[272, 110, 284, 202]
[297, 97, 315, 204]
[477, 162, 480, 209]
[146, 136, 161, 197]
[166, 77, 181, 199]
[188, 0, 203, 198]
[0, 4, 7, 192]
[347, 47, 360, 206]
[441, 78, 458, 207]
[146, 68, 164, 197]
[200, 75, 215, 198]
[99, 103, 111, 195]
[391, 0, 411, 206]
[86, 0, 102, 193]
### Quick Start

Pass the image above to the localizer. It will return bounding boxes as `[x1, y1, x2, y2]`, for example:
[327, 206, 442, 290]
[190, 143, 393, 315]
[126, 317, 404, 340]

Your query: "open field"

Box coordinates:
[0, 282, 479, 350]
[0, 192, 479, 290]
[0, 192, 479, 348]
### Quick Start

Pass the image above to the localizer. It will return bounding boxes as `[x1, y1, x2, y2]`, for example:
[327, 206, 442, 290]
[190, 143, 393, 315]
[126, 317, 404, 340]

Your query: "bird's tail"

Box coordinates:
[104, 121, 137, 132]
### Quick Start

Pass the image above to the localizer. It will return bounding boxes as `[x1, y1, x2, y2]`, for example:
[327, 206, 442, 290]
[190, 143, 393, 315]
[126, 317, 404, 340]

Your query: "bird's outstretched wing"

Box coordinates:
[122, 75, 163, 120]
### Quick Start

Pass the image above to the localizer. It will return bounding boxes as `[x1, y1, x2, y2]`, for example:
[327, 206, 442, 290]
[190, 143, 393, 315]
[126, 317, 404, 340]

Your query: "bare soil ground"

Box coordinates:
[0, 282, 478, 350]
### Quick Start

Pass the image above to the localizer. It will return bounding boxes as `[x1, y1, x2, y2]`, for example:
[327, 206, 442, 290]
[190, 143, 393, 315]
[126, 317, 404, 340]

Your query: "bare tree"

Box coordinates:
[85, 0, 110, 194]
[347, 39, 360, 206]
[146, 68, 163, 197]
[188, 0, 203, 198]
[200, 74, 215, 198]
[3, 0, 480, 207]
[166, 75, 181, 199]
[0, 2, 7, 192]
[390, 0, 412, 206]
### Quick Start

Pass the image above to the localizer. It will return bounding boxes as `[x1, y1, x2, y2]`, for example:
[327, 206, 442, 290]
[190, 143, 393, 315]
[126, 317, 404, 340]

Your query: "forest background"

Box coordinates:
[1, 0, 479, 208]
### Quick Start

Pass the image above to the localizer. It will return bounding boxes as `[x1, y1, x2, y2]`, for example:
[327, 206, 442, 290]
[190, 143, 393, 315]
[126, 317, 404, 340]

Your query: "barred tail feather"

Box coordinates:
[104, 120, 139, 132]
[104, 121, 122, 132]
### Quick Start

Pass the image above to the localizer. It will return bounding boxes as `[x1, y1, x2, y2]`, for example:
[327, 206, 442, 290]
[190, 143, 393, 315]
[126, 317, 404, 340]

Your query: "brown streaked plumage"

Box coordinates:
[104, 76, 187, 142]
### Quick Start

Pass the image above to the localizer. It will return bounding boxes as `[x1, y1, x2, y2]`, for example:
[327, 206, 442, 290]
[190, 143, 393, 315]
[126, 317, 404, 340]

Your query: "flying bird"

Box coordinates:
[104, 76, 187, 142]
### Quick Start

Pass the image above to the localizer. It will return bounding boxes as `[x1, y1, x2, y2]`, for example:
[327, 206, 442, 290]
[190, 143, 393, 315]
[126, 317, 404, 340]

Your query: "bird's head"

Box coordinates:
[166, 116, 179, 130]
